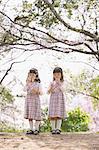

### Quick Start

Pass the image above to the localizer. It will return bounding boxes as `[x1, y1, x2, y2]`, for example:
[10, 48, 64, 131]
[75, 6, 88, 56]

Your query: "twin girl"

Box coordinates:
[24, 67, 66, 135]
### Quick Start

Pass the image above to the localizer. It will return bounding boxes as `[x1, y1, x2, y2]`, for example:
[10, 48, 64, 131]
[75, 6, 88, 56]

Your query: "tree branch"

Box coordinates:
[43, 0, 99, 41]
[1, 25, 98, 57]
[0, 61, 26, 84]
[0, 11, 99, 59]
[70, 89, 99, 100]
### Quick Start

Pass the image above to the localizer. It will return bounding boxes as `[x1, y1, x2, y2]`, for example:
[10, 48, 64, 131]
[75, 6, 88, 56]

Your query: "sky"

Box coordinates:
[1, 49, 99, 96]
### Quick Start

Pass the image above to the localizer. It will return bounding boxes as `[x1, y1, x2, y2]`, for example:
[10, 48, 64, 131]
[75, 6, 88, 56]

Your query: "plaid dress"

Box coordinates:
[48, 81, 66, 119]
[24, 82, 41, 121]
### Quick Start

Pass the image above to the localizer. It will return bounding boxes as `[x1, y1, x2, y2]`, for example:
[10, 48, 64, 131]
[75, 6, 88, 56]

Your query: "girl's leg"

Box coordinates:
[29, 119, 33, 131]
[50, 119, 56, 130]
[56, 119, 62, 130]
[33, 120, 40, 135]
[35, 120, 40, 131]
[26, 119, 33, 134]
[50, 119, 56, 134]
[56, 119, 62, 134]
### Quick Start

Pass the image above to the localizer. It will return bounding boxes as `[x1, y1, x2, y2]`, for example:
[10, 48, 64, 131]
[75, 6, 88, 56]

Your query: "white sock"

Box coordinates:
[50, 120, 56, 130]
[56, 119, 62, 130]
[29, 120, 33, 130]
[35, 121, 40, 131]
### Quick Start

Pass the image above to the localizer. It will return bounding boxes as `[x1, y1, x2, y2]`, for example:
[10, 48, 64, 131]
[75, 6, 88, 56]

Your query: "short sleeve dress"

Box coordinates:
[48, 81, 66, 120]
[24, 82, 42, 121]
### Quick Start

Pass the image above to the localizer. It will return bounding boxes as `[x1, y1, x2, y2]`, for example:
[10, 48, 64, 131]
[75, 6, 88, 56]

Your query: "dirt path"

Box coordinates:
[0, 132, 99, 150]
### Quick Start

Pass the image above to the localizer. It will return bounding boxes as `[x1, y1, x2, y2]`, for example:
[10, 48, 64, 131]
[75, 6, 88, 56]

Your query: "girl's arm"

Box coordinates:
[32, 83, 43, 95]
[39, 83, 43, 95]
[60, 82, 65, 92]
[47, 82, 54, 94]
[24, 83, 30, 92]
[25, 82, 35, 94]
[47, 87, 52, 94]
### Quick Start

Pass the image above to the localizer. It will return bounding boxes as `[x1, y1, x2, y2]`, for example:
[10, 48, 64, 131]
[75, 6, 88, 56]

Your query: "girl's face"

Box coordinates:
[53, 72, 61, 81]
[28, 73, 36, 82]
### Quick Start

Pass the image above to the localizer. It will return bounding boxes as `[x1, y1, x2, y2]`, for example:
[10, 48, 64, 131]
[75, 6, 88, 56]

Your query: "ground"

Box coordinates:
[0, 132, 99, 150]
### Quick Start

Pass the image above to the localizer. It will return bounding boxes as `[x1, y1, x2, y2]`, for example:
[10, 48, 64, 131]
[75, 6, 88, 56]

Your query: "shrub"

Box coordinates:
[40, 107, 51, 132]
[61, 107, 90, 132]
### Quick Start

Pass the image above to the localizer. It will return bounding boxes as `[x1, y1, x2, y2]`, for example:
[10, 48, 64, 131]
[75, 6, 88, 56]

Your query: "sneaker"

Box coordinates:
[26, 130, 34, 135]
[33, 130, 39, 135]
[51, 130, 56, 134]
[56, 129, 61, 134]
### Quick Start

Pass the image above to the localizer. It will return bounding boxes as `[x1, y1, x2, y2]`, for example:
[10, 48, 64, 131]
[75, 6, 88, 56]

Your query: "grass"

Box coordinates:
[0, 123, 25, 133]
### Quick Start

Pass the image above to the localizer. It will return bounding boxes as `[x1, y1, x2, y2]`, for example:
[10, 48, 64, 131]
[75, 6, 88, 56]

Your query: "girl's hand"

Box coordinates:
[47, 83, 53, 94]
[48, 87, 54, 93]
[48, 83, 56, 94]
[32, 89, 38, 94]
[47, 87, 52, 94]
[32, 89, 40, 94]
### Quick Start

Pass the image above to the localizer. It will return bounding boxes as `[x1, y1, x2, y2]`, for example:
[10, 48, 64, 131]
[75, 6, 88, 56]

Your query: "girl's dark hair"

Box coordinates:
[53, 67, 64, 82]
[29, 68, 41, 83]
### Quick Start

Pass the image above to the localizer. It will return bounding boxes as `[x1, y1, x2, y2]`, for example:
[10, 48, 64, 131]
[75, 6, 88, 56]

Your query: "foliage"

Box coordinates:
[61, 107, 90, 132]
[0, 0, 99, 61]
[89, 75, 99, 107]
[30, 0, 99, 29]
[40, 107, 51, 132]
[90, 75, 99, 99]
[0, 85, 14, 107]
[64, 70, 99, 107]
[0, 121, 24, 133]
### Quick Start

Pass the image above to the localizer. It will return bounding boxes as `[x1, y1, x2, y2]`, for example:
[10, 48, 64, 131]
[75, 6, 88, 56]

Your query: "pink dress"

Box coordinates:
[48, 81, 66, 119]
[24, 82, 41, 121]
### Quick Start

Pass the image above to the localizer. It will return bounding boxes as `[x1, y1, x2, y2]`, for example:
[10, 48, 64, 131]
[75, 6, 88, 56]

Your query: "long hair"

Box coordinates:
[53, 67, 64, 82]
[27, 68, 41, 83]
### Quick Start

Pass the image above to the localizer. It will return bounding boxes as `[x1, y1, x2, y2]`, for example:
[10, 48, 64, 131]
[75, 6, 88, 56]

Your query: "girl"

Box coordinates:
[48, 67, 66, 134]
[24, 68, 42, 135]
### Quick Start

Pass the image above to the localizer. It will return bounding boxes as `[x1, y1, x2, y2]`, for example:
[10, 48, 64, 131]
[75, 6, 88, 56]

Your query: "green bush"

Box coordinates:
[61, 107, 90, 132]
[0, 85, 14, 105]
[40, 107, 51, 132]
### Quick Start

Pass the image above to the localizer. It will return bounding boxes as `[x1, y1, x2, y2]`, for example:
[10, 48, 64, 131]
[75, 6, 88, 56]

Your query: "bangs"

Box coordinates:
[29, 68, 41, 83]
[53, 67, 62, 73]
[29, 68, 38, 74]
